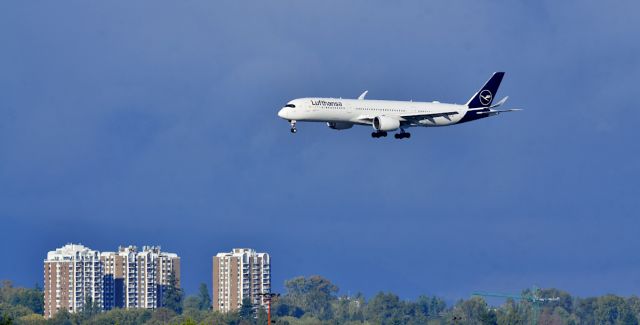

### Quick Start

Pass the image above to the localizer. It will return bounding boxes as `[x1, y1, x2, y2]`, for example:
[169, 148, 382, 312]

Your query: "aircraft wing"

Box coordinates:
[351, 116, 375, 125]
[354, 111, 460, 124]
[399, 111, 460, 122]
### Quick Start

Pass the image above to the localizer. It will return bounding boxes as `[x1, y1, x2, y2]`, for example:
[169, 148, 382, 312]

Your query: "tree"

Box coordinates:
[429, 296, 447, 316]
[272, 299, 304, 318]
[332, 298, 352, 322]
[594, 295, 637, 325]
[182, 296, 200, 311]
[47, 309, 74, 325]
[539, 288, 574, 314]
[81, 296, 101, 320]
[256, 307, 268, 325]
[0, 314, 11, 325]
[197, 283, 211, 310]
[162, 271, 183, 314]
[180, 318, 197, 325]
[496, 299, 523, 325]
[0, 281, 14, 302]
[575, 297, 597, 325]
[452, 297, 495, 325]
[84, 308, 152, 325]
[202, 310, 241, 325]
[9, 286, 43, 315]
[240, 297, 254, 320]
[284, 276, 338, 320]
[538, 307, 569, 325]
[365, 292, 405, 325]
[411, 295, 446, 320]
[0, 304, 34, 321]
[0, 281, 43, 315]
[16, 313, 46, 325]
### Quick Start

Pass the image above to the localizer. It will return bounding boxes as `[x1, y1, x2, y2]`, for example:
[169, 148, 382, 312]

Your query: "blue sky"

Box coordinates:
[1, 0, 639, 300]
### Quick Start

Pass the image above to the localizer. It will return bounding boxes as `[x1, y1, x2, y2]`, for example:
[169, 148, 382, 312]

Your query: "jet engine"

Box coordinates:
[373, 116, 400, 131]
[327, 122, 354, 130]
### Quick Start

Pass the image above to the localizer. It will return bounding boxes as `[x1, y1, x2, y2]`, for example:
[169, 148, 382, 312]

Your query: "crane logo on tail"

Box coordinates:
[479, 90, 493, 106]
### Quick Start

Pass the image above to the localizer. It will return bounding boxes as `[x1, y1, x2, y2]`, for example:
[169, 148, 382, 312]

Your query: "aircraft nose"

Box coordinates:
[278, 107, 288, 119]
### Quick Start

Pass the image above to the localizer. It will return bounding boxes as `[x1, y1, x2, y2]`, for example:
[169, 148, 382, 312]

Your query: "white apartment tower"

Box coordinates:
[101, 246, 180, 310]
[44, 244, 103, 318]
[44, 244, 180, 318]
[212, 248, 271, 312]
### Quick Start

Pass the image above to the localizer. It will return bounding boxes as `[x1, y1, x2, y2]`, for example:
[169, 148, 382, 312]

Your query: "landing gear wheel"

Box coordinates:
[289, 120, 297, 134]
[395, 130, 411, 139]
[372, 131, 387, 138]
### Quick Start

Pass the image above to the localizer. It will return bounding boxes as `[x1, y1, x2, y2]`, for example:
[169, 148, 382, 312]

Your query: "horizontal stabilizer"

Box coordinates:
[476, 108, 522, 116]
[490, 96, 509, 108]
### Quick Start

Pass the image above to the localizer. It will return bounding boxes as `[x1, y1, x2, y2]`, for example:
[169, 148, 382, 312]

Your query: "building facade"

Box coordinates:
[212, 248, 270, 312]
[44, 244, 180, 318]
[101, 246, 180, 310]
[44, 244, 103, 318]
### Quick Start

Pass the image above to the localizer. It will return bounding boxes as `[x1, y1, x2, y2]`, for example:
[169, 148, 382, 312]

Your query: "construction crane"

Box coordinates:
[472, 286, 559, 325]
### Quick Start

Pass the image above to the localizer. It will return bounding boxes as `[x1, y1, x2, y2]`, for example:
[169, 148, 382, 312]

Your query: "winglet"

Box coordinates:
[490, 96, 509, 108]
[358, 90, 368, 100]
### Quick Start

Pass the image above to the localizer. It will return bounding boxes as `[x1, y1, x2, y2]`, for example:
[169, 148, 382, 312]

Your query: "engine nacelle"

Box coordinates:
[373, 116, 400, 131]
[327, 122, 353, 130]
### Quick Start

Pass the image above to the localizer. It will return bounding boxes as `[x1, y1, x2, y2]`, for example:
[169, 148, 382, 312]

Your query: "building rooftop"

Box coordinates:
[46, 243, 99, 261]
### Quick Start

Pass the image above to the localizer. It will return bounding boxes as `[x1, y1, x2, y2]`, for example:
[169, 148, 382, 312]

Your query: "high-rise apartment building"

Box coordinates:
[100, 249, 125, 311]
[101, 246, 180, 310]
[212, 248, 270, 312]
[44, 244, 180, 318]
[43, 244, 103, 318]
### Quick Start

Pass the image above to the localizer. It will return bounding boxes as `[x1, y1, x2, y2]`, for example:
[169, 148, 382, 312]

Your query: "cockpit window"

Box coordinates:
[285, 104, 295, 108]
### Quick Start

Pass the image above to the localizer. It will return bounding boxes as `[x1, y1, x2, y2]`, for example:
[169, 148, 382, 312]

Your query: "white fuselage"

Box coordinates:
[278, 98, 474, 128]
[277, 72, 514, 134]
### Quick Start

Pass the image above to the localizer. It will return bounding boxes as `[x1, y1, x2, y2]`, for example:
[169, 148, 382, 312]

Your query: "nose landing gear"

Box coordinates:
[289, 120, 297, 133]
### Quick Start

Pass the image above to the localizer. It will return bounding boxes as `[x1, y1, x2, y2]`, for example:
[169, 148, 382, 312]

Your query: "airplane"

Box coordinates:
[277, 72, 520, 139]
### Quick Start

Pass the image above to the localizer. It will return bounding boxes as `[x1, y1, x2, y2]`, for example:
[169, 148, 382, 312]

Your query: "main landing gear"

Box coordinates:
[289, 120, 297, 133]
[372, 130, 411, 139]
[394, 130, 411, 139]
[371, 131, 387, 138]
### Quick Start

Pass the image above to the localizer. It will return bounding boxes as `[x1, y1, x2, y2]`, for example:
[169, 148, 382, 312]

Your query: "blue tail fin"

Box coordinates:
[466, 72, 505, 108]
